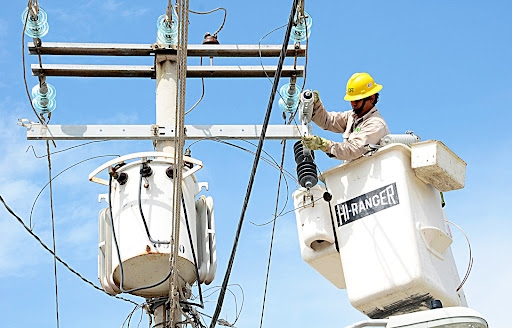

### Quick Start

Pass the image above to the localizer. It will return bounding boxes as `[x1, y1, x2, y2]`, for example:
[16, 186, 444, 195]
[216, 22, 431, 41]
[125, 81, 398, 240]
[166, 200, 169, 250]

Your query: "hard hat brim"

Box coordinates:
[344, 84, 383, 101]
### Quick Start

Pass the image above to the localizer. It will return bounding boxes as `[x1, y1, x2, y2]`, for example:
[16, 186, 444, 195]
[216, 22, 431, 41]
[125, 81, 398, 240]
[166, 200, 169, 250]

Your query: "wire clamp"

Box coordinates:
[17, 118, 33, 129]
[151, 124, 160, 138]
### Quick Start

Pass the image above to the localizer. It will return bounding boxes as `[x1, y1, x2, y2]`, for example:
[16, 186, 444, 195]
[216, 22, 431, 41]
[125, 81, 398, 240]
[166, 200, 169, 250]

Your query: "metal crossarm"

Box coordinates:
[28, 42, 306, 58]
[23, 123, 302, 140]
[31, 64, 305, 78]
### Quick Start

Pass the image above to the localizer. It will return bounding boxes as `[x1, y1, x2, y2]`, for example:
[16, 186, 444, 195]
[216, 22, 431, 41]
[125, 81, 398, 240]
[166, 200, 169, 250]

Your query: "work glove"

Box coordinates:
[312, 90, 320, 104]
[302, 135, 329, 151]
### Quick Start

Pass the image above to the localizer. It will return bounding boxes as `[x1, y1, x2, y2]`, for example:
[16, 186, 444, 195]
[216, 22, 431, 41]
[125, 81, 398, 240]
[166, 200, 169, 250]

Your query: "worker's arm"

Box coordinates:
[311, 98, 350, 133]
[326, 117, 389, 160]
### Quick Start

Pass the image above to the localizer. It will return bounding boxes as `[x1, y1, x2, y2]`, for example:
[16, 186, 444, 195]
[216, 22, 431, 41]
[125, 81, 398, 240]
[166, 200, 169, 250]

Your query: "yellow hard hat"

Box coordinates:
[344, 72, 383, 101]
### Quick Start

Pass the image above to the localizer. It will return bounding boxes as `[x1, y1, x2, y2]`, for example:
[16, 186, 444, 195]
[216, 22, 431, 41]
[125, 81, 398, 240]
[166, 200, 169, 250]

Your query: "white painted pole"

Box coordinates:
[154, 305, 167, 328]
[155, 55, 178, 153]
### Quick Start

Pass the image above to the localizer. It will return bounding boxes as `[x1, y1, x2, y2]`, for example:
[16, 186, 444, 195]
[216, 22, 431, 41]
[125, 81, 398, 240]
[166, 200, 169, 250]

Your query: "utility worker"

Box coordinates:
[302, 72, 390, 161]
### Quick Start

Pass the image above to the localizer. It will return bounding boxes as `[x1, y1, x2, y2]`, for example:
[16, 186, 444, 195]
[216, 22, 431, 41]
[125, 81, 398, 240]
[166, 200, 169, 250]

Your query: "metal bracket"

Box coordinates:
[363, 143, 381, 157]
[17, 118, 33, 129]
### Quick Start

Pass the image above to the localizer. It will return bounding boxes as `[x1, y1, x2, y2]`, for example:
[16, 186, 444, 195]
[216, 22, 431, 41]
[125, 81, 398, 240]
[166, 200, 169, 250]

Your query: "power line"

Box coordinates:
[46, 141, 60, 328]
[0, 195, 139, 306]
[259, 136, 288, 328]
[208, 1, 299, 326]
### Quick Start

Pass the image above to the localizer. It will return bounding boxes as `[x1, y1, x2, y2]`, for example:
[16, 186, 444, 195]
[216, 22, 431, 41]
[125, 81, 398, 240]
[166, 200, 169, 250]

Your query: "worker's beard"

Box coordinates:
[352, 99, 368, 117]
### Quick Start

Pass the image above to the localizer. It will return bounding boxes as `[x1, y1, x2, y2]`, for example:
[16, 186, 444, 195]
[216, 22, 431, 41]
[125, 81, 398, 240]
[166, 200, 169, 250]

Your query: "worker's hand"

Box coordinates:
[312, 90, 320, 104]
[302, 135, 329, 151]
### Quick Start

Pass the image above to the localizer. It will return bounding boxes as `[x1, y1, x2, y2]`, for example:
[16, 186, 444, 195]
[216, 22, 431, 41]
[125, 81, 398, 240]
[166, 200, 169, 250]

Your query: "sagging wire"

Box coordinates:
[186, 137, 295, 226]
[198, 284, 244, 326]
[26, 140, 107, 159]
[258, 24, 286, 95]
[209, 1, 300, 326]
[185, 56, 205, 115]
[250, 195, 324, 227]
[258, 135, 288, 328]
[21, 0, 56, 147]
[121, 302, 149, 328]
[177, 306, 206, 328]
[185, 7, 227, 115]
[249, 133, 329, 226]
[445, 219, 474, 292]
[29, 154, 118, 229]
[188, 7, 227, 38]
[187, 138, 298, 184]
[0, 195, 138, 306]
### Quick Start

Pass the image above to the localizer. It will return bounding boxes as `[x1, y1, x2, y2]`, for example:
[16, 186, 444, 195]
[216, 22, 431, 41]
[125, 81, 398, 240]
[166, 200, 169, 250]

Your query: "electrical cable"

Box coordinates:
[0, 195, 138, 306]
[187, 138, 298, 184]
[258, 24, 287, 86]
[185, 56, 205, 115]
[208, 139, 293, 216]
[258, 137, 287, 328]
[197, 284, 244, 326]
[208, 2, 299, 326]
[29, 154, 119, 230]
[137, 163, 170, 245]
[253, 195, 324, 226]
[298, 10, 309, 91]
[326, 196, 340, 253]
[137, 305, 146, 328]
[121, 303, 145, 328]
[235, 139, 297, 186]
[26, 140, 107, 159]
[180, 193, 204, 308]
[169, 2, 191, 324]
[445, 219, 474, 292]
[45, 141, 60, 328]
[187, 138, 297, 227]
[188, 7, 227, 37]
[319, 171, 341, 253]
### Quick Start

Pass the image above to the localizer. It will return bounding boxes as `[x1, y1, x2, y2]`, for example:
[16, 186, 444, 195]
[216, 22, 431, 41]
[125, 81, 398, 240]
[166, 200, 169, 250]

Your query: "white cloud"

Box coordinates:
[103, 0, 123, 12]
[121, 8, 149, 18]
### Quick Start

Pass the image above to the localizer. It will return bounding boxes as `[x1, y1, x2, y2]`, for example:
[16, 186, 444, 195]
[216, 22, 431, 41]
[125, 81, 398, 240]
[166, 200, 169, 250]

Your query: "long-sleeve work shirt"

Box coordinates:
[311, 100, 390, 161]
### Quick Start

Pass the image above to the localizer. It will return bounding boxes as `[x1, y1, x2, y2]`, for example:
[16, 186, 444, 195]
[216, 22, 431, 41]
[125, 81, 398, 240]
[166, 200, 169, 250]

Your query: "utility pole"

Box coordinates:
[21, 16, 306, 328]
[155, 53, 178, 154]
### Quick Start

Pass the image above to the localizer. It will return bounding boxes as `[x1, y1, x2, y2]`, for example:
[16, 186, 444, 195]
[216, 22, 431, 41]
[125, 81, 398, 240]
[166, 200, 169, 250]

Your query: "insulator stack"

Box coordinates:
[294, 140, 318, 189]
[278, 83, 302, 113]
[291, 11, 312, 42]
[156, 14, 178, 45]
[31, 83, 56, 114]
[22, 7, 49, 38]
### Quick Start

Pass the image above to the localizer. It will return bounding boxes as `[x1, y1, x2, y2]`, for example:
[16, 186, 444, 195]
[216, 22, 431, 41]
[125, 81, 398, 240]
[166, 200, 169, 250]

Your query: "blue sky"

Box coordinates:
[1, 0, 511, 327]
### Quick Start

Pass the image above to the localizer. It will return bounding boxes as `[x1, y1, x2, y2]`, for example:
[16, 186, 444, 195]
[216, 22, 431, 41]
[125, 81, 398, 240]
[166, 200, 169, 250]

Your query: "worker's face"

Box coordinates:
[351, 95, 374, 116]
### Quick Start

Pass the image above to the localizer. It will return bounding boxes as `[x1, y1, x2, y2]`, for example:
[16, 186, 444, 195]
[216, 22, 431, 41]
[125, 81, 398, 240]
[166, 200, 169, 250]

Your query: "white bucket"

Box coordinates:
[320, 144, 464, 318]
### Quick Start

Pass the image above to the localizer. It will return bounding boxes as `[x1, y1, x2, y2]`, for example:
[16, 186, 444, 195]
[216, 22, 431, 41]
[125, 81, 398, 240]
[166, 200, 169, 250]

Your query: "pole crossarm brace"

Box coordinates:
[31, 64, 305, 78]
[22, 123, 303, 140]
[28, 42, 306, 58]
